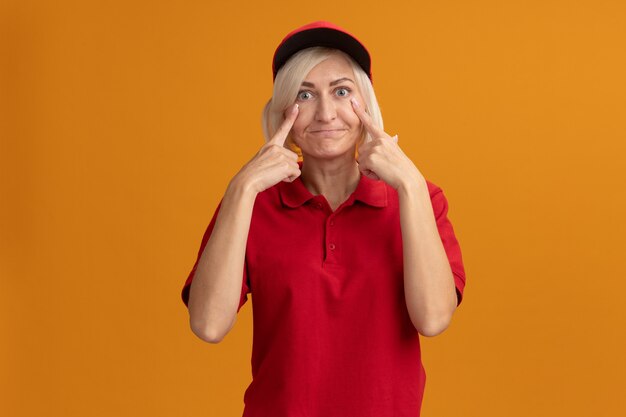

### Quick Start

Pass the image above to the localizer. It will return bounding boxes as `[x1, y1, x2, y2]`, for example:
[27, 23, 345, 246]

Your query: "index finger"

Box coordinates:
[350, 98, 389, 141]
[269, 103, 299, 146]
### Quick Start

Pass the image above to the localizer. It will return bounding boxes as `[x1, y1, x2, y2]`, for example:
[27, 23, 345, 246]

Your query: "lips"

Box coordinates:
[308, 129, 348, 138]
[309, 129, 347, 133]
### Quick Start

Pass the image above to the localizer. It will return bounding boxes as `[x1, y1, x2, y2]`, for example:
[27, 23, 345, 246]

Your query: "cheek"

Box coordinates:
[291, 105, 316, 135]
[337, 102, 361, 128]
[291, 119, 306, 138]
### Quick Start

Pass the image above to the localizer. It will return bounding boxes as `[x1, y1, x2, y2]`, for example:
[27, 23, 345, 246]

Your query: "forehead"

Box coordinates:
[303, 53, 355, 83]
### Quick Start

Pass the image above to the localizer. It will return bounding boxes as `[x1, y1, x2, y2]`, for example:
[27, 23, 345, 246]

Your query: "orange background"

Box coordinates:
[1, 1, 625, 416]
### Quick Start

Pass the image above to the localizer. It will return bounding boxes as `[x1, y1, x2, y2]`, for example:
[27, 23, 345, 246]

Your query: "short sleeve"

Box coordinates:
[429, 186, 467, 306]
[180, 200, 251, 312]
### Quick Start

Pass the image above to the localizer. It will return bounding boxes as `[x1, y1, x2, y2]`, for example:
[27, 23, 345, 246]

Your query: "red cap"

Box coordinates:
[272, 21, 372, 82]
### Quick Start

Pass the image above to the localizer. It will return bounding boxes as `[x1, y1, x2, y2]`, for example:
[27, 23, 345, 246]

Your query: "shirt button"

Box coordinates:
[329, 243, 336, 250]
[315, 203, 323, 209]
[329, 220, 335, 226]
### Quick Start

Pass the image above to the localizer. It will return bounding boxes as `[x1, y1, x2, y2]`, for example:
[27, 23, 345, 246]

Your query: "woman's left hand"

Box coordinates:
[351, 98, 425, 191]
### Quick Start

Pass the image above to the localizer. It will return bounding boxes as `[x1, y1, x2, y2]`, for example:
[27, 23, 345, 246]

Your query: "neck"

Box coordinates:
[300, 153, 361, 207]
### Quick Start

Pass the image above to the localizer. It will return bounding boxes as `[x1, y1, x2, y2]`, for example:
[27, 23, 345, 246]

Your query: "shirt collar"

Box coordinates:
[279, 163, 388, 208]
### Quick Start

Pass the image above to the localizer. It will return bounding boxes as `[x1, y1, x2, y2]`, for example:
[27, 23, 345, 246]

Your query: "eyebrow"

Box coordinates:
[301, 77, 355, 88]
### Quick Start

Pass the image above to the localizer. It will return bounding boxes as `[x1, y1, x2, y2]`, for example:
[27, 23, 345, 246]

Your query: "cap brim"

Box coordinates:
[273, 27, 371, 80]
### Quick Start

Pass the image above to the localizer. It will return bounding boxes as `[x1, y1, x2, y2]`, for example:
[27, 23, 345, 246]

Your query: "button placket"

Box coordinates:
[325, 214, 338, 262]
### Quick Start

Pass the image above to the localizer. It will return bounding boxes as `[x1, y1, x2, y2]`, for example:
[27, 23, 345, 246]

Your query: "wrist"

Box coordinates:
[397, 172, 427, 196]
[227, 175, 259, 201]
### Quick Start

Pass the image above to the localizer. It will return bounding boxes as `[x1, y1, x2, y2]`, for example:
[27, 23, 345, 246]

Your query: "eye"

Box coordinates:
[335, 87, 351, 97]
[297, 90, 313, 101]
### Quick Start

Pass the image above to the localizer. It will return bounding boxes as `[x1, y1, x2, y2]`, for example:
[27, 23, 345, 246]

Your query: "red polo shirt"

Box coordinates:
[182, 170, 466, 417]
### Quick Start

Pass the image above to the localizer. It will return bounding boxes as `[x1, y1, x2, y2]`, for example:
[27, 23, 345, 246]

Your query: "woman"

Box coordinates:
[181, 21, 467, 417]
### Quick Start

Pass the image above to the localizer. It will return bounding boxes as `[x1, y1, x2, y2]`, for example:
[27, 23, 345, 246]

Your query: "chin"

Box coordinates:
[301, 146, 356, 161]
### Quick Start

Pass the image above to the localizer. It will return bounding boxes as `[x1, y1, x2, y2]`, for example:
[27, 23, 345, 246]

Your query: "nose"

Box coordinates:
[315, 94, 337, 122]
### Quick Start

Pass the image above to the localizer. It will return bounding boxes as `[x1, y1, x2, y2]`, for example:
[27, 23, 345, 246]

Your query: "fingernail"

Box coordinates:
[293, 103, 299, 112]
[351, 98, 359, 108]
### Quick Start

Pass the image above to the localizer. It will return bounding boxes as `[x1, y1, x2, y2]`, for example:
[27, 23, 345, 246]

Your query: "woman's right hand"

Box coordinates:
[231, 103, 301, 194]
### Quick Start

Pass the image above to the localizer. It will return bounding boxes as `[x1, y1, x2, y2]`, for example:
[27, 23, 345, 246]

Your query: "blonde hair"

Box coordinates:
[261, 47, 384, 158]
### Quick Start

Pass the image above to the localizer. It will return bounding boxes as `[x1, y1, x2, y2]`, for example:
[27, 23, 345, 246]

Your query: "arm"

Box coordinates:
[349, 98, 461, 337]
[188, 179, 257, 343]
[186, 104, 301, 343]
[398, 178, 458, 337]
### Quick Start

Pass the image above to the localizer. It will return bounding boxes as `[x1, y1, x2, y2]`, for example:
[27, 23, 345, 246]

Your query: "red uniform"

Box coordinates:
[182, 170, 466, 417]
